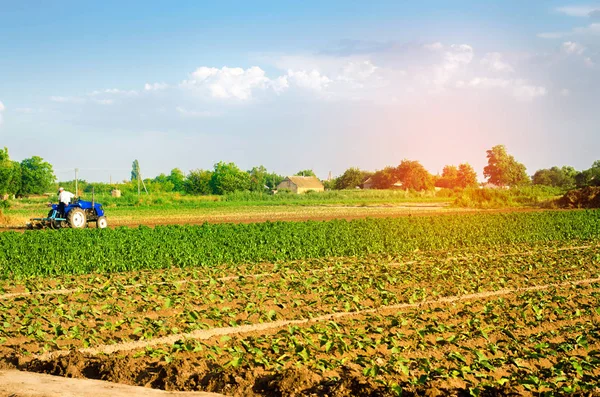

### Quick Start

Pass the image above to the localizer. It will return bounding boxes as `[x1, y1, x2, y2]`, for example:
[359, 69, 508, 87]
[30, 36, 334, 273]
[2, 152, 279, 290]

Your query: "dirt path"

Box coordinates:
[35, 276, 600, 361]
[0, 369, 225, 397]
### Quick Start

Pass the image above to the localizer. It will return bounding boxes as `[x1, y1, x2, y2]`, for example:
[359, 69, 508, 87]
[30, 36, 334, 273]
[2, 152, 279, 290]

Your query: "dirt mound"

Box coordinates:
[557, 186, 600, 209]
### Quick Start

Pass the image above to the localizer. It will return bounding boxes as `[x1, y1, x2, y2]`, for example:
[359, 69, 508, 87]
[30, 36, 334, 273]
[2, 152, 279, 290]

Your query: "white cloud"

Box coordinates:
[562, 41, 586, 54]
[424, 42, 444, 51]
[468, 77, 511, 89]
[556, 6, 600, 17]
[574, 22, 600, 33]
[89, 88, 138, 96]
[466, 77, 546, 101]
[584, 56, 596, 66]
[560, 88, 571, 96]
[538, 22, 600, 38]
[431, 44, 473, 87]
[481, 52, 514, 72]
[512, 82, 547, 101]
[182, 66, 270, 100]
[144, 82, 168, 91]
[338, 60, 378, 85]
[0, 101, 4, 125]
[50, 96, 85, 104]
[286, 69, 331, 91]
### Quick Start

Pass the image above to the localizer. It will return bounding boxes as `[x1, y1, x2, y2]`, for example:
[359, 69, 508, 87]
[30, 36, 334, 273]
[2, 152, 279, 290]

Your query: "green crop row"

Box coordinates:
[0, 210, 598, 278]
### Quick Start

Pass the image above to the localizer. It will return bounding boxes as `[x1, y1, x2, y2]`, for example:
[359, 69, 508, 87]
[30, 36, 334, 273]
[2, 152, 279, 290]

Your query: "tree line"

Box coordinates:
[1, 145, 599, 198]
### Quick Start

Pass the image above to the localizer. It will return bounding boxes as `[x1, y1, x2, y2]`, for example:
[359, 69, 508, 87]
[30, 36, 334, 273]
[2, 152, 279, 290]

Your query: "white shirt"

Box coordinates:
[58, 191, 75, 205]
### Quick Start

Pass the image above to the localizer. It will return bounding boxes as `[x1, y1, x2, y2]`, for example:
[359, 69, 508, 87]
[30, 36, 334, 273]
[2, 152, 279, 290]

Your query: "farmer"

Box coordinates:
[57, 187, 74, 217]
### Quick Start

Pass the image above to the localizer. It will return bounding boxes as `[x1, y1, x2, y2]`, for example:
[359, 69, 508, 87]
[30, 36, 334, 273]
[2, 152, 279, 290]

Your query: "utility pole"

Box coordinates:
[75, 168, 79, 196]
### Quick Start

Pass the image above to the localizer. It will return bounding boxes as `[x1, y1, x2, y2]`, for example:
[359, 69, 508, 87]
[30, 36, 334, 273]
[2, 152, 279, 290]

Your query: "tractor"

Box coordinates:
[28, 198, 108, 229]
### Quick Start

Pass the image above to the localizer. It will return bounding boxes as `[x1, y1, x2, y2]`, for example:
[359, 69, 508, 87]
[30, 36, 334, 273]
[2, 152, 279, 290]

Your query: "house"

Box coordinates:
[362, 177, 404, 190]
[277, 176, 324, 194]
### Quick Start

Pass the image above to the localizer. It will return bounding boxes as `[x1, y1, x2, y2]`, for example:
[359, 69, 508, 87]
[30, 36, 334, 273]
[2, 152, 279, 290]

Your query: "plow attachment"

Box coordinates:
[27, 209, 66, 230]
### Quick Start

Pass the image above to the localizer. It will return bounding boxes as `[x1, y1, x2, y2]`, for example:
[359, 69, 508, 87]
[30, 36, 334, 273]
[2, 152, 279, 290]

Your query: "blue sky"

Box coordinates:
[0, 1, 598, 182]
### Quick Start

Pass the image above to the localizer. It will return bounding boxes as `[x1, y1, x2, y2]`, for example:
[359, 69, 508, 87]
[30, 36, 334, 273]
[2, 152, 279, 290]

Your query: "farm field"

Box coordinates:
[2, 200, 457, 230]
[0, 210, 599, 395]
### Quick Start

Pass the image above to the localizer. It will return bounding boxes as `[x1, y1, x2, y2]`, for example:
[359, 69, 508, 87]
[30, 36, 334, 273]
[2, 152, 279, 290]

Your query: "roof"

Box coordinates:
[282, 176, 324, 189]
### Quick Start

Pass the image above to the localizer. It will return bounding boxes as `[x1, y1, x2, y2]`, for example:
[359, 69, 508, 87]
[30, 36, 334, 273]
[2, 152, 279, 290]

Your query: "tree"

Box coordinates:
[294, 169, 316, 177]
[184, 169, 213, 195]
[19, 156, 55, 195]
[483, 145, 529, 187]
[575, 161, 600, 188]
[457, 163, 478, 188]
[369, 167, 397, 189]
[435, 165, 459, 189]
[264, 172, 284, 190]
[210, 162, 251, 194]
[0, 147, 21, 196]
[167, 168, 185, 191]
[131, 160, 140, 181]
[151, 174, 175, 192]
[335, 167, 367, 190]
[532, 166, 576, 189]
[395, 160, 434, 191]
[248, 166, 269, 192]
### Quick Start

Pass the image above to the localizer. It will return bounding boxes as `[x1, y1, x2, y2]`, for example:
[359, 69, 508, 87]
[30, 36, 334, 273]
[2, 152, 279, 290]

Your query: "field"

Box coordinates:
[0, 186, 563, 229]
[0, 210, 599, 395]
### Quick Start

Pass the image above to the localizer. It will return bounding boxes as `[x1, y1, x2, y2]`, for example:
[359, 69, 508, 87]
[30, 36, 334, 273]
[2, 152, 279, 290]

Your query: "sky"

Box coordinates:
[0, 1, 598, 183]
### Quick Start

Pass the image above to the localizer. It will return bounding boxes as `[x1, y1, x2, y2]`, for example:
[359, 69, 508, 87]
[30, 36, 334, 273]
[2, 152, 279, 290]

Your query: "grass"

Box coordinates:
[0, 186, 565, 227]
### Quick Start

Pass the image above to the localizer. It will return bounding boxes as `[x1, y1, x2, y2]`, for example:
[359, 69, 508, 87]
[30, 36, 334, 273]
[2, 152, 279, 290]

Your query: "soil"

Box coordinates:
[557, 186, 600, 208]
[1, 241, 599, 395]
[0, 205, 555, 232]
[1, 281, 599, 396]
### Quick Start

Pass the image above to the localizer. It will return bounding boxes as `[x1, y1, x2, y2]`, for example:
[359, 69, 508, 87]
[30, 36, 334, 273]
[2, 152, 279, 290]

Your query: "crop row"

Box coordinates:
[132, 284, 600, 395]
[0, 243, 597, 355]
[0, 210, 599, 278]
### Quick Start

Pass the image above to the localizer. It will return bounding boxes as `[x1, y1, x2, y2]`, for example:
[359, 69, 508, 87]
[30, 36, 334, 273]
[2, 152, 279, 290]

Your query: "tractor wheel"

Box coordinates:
[96, 216, 108, 229]
[67, 208, 87, 229]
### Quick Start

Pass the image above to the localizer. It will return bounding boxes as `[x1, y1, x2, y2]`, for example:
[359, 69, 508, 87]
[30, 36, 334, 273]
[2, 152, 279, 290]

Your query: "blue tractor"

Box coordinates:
[28, 198, 108, 229]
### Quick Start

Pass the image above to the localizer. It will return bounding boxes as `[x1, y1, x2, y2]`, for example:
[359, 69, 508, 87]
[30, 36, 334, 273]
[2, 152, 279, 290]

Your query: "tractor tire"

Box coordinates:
[67, 208, 87, 229]
[96, 216, 108, 229]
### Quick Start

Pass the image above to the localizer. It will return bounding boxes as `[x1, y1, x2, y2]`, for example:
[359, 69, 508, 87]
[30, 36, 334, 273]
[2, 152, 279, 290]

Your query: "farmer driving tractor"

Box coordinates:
[57, 187, 74, 217]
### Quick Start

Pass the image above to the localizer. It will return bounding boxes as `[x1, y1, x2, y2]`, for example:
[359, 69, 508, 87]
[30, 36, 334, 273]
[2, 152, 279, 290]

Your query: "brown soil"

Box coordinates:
[0, 206, 556, 232]
[2, 282, 599, 396]
[558, 186, 600, 208]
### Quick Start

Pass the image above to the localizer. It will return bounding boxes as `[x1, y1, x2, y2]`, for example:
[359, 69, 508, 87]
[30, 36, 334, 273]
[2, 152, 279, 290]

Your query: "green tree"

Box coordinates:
[483, 145, 529, 187]
[264, 172, 284, 190]
[131, 160, 140, 181]
[167, 168, 185, 191]
[575, 161, 600, 188]
[0, 147, 21, 196]
[210, 162, 251, 194]
[457, 163, 478, 188]
[294, 169, 316, 177]
[184, 169, 213, 195]
[151, 174, 175, 192]
[369, 167, 397, 189]
[248, 166, 269, 192]
[395, 160, 434, 191]
[435, 165, 459, 189]
[532, 166, 576, 189]
[19, 156, 55, 195]
[335, 167, 366, 190]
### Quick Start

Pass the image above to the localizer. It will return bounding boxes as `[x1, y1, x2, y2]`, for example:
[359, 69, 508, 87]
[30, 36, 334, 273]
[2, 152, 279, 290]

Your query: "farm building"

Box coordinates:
[277, 176, 324, 194]
[362, 177, 404, 190]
